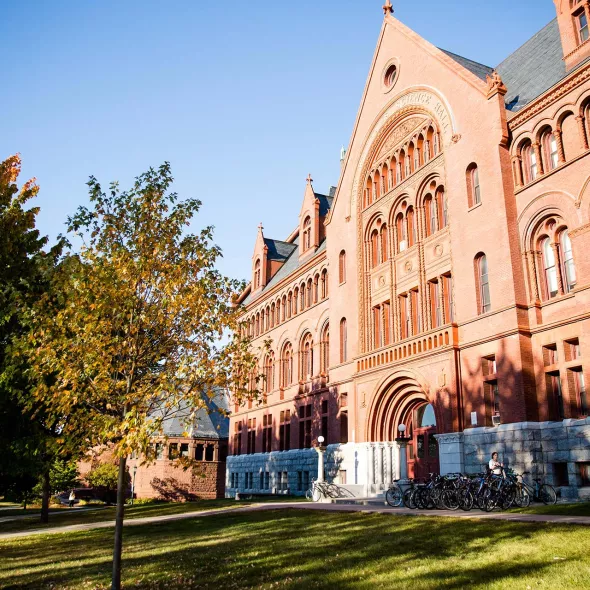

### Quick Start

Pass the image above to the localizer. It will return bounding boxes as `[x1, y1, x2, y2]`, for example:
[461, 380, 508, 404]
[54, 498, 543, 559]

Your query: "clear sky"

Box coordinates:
[2, 0, 557, 282]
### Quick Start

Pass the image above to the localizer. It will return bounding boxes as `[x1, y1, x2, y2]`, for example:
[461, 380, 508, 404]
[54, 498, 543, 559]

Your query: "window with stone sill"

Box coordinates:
[576, 9, 589, 44]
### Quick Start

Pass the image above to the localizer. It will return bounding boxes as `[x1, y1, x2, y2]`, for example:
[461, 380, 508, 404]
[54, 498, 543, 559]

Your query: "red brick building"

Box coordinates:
[228, 1, 590, 499]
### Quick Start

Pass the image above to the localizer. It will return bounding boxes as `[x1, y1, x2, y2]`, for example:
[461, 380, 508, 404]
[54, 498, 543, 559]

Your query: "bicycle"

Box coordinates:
[514, 471, 557, 505]
[385, 479, 416, 507]
[305, 479, 355, 502]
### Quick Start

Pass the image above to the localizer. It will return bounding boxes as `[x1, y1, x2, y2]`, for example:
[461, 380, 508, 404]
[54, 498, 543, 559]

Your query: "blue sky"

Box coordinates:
[2, 1, 556, 282]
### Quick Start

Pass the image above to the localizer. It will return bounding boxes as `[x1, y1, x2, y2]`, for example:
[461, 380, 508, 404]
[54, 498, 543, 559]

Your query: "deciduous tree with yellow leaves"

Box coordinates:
[22, 162, 261, 590]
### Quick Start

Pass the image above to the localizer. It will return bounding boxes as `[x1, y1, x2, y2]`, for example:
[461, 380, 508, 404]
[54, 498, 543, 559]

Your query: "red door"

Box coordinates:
[412, 426, 439, 480]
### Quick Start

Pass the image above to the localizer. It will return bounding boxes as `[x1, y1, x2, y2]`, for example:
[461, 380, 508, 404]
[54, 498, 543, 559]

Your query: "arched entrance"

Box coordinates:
[367, 372, 440, 479]
[406, 403, 439, 480]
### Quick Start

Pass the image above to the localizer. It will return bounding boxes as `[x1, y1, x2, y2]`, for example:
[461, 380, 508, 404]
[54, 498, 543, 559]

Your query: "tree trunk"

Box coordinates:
[40, 469, 50, 524]
[111, 456, 127, 590]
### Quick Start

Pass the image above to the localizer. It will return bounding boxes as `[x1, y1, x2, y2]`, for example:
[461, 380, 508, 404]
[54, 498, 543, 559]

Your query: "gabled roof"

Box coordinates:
[243, 238, 327, 306]
[161, 389, 229, 440]
[439, 49, 493, 82]
[264, 238, 297, 262]
[496, 18, 566, 113]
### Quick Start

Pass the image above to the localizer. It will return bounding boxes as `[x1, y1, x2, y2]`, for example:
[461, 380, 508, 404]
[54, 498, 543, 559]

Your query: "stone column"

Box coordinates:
[367, 444, 375, 487]
[576, 116, 589, 151]
[511, 156, 523, 187]
[396, 439, 408, 481]
[376, 444, 384, 485]
[554, 129, 566, 164]
[533, 142, 544, 176]
[315, 446, 326, 483]
[385, 443, 393, 483]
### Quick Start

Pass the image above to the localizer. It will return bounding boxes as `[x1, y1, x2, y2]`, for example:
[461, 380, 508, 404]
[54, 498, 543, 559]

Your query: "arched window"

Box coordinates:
[541, 129, 559, 171]
[320, 323, 330, 375]
[560, 230, 577, 293]
[521, 141, 537, 183]
[407, 207, 416, 247]
[371, 229, 379, 267]
[541, 237, 559, 299]
[475, 253, 491, 314]
[396, 213, 406, 252]
[254, 259, 261, 289]
[339, 250, 346, 284]
[293, 287, 299, 314]
[255, 313, 260, 336]
[300, 284, 306, 310]
[302, 217, 312, 251]
[313, 274, 319, 304]
[321, 269, 328, 299]
[264, 352, 274, 393]
[270, 304, 275, 328]
[340, 318, 347, 363]
[276, 300, 281, 324]
[307, 278, 313, 307]
[281, 295, 287, 321]
[281, 343, 293, 388]
[466, 163, 481, 207]
[380, 224, 389, 262]
[300, 333, 313, 381]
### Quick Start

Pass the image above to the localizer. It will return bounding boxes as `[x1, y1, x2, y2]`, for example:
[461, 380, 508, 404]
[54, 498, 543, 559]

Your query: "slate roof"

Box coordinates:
[264, 238, 297, 262]
[441, 19, 568, 113]
[439, 49, 493, 82]
[496, 19, 566, 112]
[243, 238, 327, 306]
[160, 389, 229, 440]
[317, 194, 334, 217]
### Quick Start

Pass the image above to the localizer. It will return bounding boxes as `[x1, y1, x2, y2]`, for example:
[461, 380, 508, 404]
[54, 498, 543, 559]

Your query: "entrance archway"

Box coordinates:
[367, 372, 440, 479]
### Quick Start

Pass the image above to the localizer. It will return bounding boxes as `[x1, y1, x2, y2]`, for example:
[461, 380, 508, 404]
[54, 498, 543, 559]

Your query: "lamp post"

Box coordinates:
[395, 424, 409, 481]
[131, 465, 138, 506]
[315, 436, 326, 483]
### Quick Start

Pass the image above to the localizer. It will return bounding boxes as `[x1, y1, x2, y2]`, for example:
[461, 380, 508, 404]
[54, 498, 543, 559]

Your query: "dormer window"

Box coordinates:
[254, 259, 261, 289]
[302, 217, 312, 251]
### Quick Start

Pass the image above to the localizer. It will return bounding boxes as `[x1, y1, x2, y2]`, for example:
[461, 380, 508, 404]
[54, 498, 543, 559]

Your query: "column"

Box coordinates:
[385, 443, 393, 483]
[397, 440, 408, 481]
[554, 129, 566, 164]
[511, 156, 523, 187]
[438, 276, 446, 326]
[315, 446, 325, 483]
[533, 142, 544, 176]
[576, 116, 589, 151]
[367, 444, 375, 487]
[376, 444, 384, 486]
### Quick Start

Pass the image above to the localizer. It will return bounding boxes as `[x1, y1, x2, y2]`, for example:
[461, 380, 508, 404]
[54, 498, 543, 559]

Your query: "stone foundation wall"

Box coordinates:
[437, 418, 590, 499]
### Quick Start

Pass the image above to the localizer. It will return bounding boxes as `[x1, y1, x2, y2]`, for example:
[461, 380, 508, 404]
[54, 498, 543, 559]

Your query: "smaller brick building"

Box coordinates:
[127, 393, 229, 501]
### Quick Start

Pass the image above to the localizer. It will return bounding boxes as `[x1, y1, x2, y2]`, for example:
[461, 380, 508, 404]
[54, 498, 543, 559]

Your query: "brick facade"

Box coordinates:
[228, 3, 590, 499]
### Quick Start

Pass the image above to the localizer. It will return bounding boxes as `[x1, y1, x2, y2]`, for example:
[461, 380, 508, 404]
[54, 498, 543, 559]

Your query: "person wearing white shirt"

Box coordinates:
[488, 452, 503, 476]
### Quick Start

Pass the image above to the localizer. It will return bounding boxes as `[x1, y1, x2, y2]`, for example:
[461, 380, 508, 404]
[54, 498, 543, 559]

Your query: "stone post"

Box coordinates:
[396, 439, 408, 480]
[315, 445, 326, 483]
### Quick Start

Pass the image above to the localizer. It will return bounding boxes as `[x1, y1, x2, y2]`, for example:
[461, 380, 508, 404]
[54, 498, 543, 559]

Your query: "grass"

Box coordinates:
[1, 508, 590, 589]
[508, 502, 590, 517]
[0, 498, 303, 534]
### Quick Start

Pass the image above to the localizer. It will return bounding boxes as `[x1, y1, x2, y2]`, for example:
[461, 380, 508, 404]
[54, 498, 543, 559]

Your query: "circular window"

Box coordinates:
[384, 65, 397, 88]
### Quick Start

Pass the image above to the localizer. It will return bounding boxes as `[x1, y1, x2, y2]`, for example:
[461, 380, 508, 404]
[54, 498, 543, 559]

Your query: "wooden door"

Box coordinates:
[413, 427, 439, 480]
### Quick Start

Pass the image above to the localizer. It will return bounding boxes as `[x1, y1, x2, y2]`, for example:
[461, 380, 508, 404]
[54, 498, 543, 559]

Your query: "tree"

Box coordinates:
[23, 163, 260, 590]
[86, 461, 129, 504]
[0, 155, 65, 516]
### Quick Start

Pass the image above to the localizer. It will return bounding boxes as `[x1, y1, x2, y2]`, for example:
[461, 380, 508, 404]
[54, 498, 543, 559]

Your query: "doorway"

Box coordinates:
[407, 404, 439, 480]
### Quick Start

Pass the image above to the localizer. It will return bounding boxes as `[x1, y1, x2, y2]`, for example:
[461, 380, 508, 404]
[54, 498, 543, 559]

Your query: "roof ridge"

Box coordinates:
[438, 48, 492, 70]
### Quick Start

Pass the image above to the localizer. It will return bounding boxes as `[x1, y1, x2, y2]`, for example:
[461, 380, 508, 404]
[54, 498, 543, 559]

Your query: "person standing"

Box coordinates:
[488, 452, 504, 476]
[68, 490, 76, 508]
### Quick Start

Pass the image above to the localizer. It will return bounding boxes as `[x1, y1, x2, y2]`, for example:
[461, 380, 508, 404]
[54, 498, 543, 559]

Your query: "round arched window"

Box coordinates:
[384, 64, 397, 88]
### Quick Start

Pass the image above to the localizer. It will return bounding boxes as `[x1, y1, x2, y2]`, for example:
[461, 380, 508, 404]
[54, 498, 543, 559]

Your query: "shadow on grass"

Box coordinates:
[0, 509, 588, 589]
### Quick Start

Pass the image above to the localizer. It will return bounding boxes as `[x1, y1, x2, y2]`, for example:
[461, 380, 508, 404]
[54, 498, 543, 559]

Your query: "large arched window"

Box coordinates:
[396, 212, 406, 252]
[560, 230, 577, 293]
[340, 318, 347, 363]
[339, 250, 346, 284]
[541, 129, 559, 172]
[302, 217, 312, 251]
[320, 323, 330, 376]
[466, 163, 481, 207]
[541, 237, 559, 299]
[475, 253, 491, 315]
[437, 188, 447, 229]
[424, 195, 435, 237]
[371, 229, 379, 267]
[254, 259, 261, 289]
[281, 342, 293, 388]
[300, 333, 313, 381]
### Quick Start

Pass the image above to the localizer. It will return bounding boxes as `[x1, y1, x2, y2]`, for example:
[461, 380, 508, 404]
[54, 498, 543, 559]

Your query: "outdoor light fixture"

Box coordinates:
[317, 436, 325, 444]
[398, 424, 406, 435]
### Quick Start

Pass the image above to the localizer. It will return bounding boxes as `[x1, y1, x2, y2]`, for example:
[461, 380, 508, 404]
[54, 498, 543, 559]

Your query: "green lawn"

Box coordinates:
[508, 502, 590, 517]
[1, 508, 590, 589]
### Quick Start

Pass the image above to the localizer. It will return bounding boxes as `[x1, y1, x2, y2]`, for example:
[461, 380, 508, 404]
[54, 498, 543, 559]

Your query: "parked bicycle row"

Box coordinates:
[385, 468, 557, 511]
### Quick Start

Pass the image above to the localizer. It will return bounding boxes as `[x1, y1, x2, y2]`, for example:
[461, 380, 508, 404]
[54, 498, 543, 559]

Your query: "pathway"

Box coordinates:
[1, 502, 589, 541]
